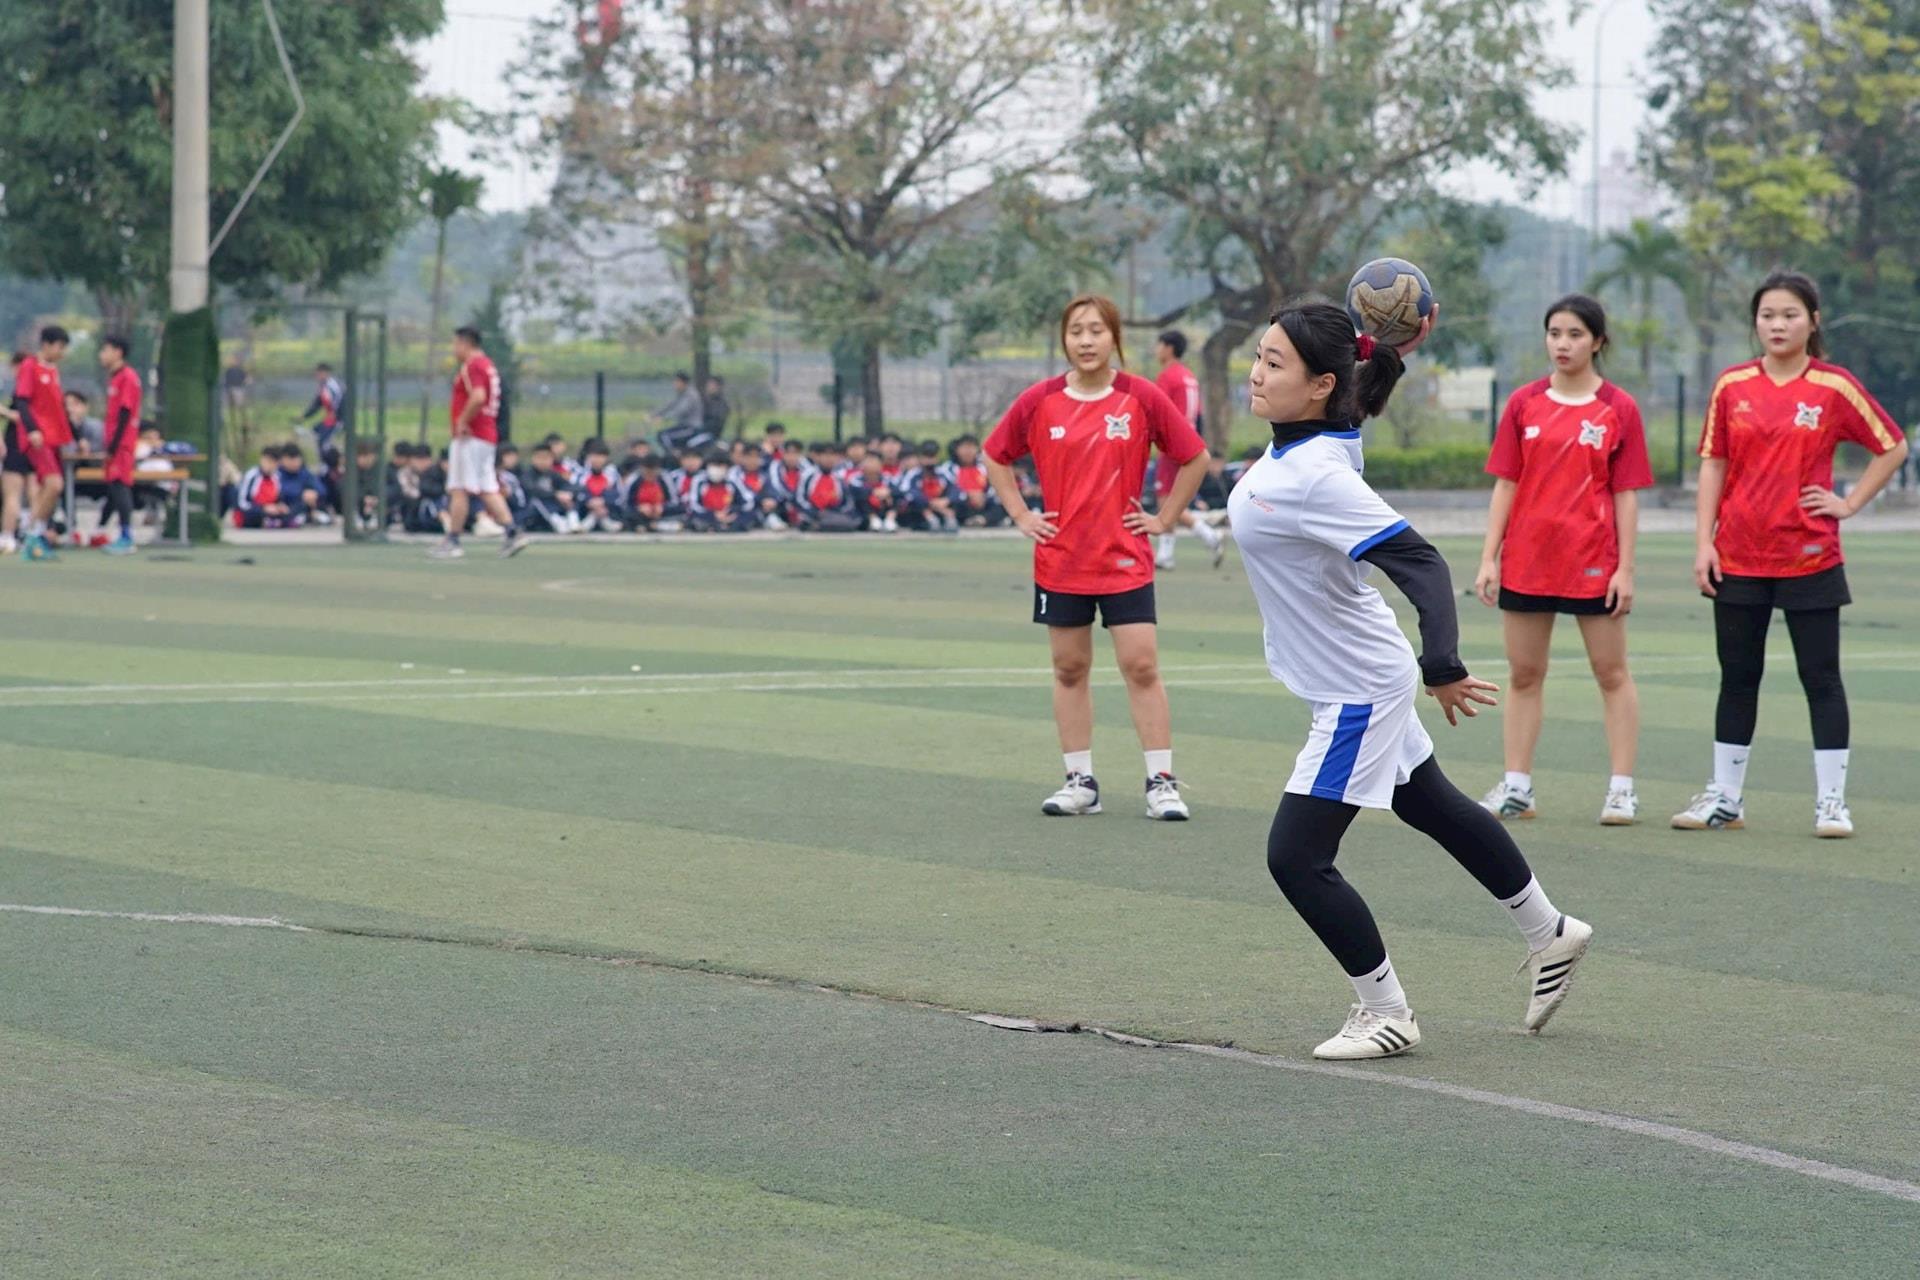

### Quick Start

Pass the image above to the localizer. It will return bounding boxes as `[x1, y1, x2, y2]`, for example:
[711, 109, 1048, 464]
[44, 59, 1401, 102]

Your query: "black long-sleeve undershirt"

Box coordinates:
[106, 405, 134, 458]
[1358, 526, 1468, 688]
[12, 395, 37, 437]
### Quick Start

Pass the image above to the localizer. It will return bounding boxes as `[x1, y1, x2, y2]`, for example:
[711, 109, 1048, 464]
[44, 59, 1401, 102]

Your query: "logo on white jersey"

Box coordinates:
[1523, 424, 1542, 441]
[1049, 425, 1066, 440]
[1104, 412, 1132, 440]
[1578, 420, 1607, 450]
[1794, 401, 1823, 430]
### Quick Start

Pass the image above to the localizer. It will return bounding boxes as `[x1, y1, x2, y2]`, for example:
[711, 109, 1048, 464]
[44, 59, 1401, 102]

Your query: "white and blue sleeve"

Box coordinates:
[1296, 468, 1409, 560]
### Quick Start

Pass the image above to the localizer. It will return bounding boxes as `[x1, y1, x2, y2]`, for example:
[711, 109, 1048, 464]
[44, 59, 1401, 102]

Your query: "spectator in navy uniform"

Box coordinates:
[666, 445, 704, 508]
[852, 452, 901, 531]
[496, 441, 529, 530]
[759, 420, 788, 460]
[277, 444, 332, 525]
[573, 438, 625, 532]
[624, 455, 676, 531]
[941, 433, 1002, 527]
[765, 439, 815, 528]
[685, 448, 752, 532]
[234, 444, 293, 528]
[522, 442, 575, 533]
[798, 442, 861, 531]
[898, 439, 958, 531]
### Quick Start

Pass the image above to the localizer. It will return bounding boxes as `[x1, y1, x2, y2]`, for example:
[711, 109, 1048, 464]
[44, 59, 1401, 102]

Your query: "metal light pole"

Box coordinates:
[170, 0, 210, 312]
[1589, 0, 1626, 244]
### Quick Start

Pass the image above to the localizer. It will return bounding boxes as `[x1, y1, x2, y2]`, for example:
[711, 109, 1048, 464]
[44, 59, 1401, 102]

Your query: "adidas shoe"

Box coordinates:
[1145, 773, 1189, 821]
[1671, 784, 1743, 830]
[1480, 780, 1537, 820]
[1041, 773, 1101, 816]
[1815, 792, 1853, 839]
[427, 539, 464, 560]
[499, 532, 531, 559]
[1313, 1004, 1420, 1060]
[1521, 914, 1592, 1033]
[1598, 786, 1637, 826]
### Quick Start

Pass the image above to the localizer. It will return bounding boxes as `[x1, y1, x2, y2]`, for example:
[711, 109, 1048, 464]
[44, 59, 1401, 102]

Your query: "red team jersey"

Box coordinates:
[451, 353, 502, 444]
[985, 371, 1205, 595]
[104, 364, 143, 483]
[14, 355, 72, 447]
[1487, 379, 1653, 598]
[1152, 361, 1203, 498]
[1699, 359, 1902, 578]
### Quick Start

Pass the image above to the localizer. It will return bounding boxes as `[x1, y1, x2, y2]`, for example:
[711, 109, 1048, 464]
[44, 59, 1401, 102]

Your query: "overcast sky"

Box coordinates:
[421, 1, 1663, 221]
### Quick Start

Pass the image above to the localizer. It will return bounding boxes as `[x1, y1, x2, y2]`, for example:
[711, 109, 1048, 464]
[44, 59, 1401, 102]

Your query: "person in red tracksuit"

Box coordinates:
[98, 335, 142, 553]
[984, 293, 1211, 820]
[1474, 294, 1652, 828]
[1675, 270, 1910, 839]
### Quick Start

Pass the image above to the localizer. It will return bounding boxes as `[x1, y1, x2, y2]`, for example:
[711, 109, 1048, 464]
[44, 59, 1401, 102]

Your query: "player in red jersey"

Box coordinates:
[98, 335, 142, 555]
[1474, 295, 1653, 826]
[7, 326, 75, 560]
[432, 326, 529, 560]
[1677, 271, 1910, 838]
[1149, 330, 1227, 570]
[984, 294, 1212, 820]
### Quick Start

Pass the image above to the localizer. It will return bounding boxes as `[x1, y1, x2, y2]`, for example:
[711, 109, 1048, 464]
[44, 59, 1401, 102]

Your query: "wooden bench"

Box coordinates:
[69, 465, 194, 543]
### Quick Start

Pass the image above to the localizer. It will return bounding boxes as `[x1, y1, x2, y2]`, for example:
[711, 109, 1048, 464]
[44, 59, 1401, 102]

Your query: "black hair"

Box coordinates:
[498, 441, 519, 454]
[281, 444, 305, 463]
[454, 325, 482, 345]
[1158, 329, 1188, 359]
[315, 362, 332, 373]
[65, 390, 87, 406]
[617, 456, 642, 476]
[1543, 293, 1609, 366]
[879, 432, 902, 446]
[39, 325, 69, 346]
[949, 433, 979, 461]
[542, 431, 566, 446]
[583, 436, 610, 456]
[1751, 270, 1825, 359]
[806, 441, 833, 455]
[702, 448, 730, 466]
[355, 437, 379, 454]
[917, 438, 940, 456]
[707, 373, 725, 386]
[530, 441, 553, 455]
[764, 421, 787, 434]
[783, 438, 805, 453]
[261, 443, 282, 459]
[1270, 296, 1406, 421]
[639, 453, 662, 468]
[101, 334, 131, 357]
[674, 370, 691, 383]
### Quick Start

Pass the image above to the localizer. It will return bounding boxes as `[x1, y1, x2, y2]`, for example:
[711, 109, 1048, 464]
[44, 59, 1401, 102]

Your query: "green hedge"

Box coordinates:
[1357, 441, 1691, 489]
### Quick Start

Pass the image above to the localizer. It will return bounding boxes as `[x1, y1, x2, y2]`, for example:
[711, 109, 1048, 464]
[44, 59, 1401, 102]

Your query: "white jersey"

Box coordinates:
[1226, 429, 1420, 705]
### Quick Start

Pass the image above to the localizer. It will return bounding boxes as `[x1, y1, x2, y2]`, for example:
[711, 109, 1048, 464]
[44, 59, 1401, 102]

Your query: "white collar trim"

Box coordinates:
[1545, 386, 1600, 406]
[1060, 377, 1117, 402]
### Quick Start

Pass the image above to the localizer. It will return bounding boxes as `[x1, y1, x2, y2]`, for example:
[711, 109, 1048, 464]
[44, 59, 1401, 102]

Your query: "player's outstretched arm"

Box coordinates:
[1358, 526, 1499, 725]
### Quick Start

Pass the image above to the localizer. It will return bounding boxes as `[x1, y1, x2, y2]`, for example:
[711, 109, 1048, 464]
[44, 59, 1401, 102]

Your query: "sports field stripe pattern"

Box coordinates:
[1, 535, 1915, 1274]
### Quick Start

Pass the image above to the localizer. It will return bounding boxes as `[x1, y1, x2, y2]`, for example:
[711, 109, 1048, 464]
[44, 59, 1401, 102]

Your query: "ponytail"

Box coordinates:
[1273, 297, 1407, 421]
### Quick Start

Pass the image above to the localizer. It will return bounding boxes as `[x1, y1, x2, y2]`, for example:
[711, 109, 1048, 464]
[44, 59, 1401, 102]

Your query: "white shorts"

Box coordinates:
[1285, 685, 1434, 811]
[447, 437, 500, 494]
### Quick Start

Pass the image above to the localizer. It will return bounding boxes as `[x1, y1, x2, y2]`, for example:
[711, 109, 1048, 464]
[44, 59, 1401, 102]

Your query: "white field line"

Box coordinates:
[0, 903, 309, 931]
[8, 896, 1915, 1208]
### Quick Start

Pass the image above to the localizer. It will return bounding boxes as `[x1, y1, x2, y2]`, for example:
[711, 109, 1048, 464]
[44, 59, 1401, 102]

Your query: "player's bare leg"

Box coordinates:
[29, 470, 63, 533]
[1042, 625, 1101, 815]
[1111, 622, 1187, 819]
[1, 472, 23, 552]
[431, 489, 471, 559]
[1578, 612, 1639, 824]
[1482, 610, 1551, 819]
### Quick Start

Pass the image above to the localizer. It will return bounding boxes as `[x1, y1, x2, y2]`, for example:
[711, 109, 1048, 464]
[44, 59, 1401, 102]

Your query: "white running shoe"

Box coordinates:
[1480, 781, 1537, 820]
[1145, 773, 1189, 821]
[763, 512, 789, 532]
[1815, 792, 1853, 839]
[1671, 783, 1743, 830]
[1598, 786, 1637, 826]
[1154, 552, 1176, 569]
[0, 534, 15, 555]
[1313, 1004, 1420, 1060]
[1041, 773, 1101, 816]
[499, 532, 531, 559]
[1196, 520, 1226, 568]
[1521, 914, 1592, 1033]
[427, 539, 464, 559]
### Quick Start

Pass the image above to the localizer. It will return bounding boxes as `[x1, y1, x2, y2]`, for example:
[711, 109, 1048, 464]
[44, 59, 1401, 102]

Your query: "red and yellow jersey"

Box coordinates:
[14, 355, 71, 447]
[452, 353, 501, 444]
[1699, 358, 1902, 578]
[985, 371, 1204, 595]
[1487, 379, 1653, 598]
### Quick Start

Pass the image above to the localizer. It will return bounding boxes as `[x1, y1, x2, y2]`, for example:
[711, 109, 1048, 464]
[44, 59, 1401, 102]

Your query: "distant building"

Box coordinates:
[1579, 149, 1663, 236]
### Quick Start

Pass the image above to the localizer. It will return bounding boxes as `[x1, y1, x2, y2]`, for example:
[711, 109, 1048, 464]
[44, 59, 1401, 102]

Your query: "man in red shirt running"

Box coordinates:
[1151, 330, 1226, 570]
[432, 326, 529, 559]
[7, 326, 75, 560]
[985, 294, 1212, 820]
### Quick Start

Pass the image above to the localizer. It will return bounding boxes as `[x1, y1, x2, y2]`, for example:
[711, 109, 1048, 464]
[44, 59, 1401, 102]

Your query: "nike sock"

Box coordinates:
[1504, 770, 1532, 794]
[1609, 774, 1634, 794]
[1144, 748, 1172, 779]
[1351, 955, 1412, 1020]
[1814, 748, 1849, 799]
[1713, 741, 1751, 800]
[1063, 750, 1093, 780]
[1501, 876, 1561, 952]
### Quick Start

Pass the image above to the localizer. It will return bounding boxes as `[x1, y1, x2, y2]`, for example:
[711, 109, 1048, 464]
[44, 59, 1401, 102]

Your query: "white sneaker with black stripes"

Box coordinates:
[1521, 914, 1593, 1034]
[1041, 773, 1101, 816]
[1144, 773, 1189, 820]
[1313, 1004, 1420, 1060]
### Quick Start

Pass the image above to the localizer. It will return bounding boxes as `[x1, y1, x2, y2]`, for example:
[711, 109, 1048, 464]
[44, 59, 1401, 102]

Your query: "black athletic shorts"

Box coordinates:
[1709, 564, 1851, 611]
[1033, 581, 1156, 628]
[1498, 588, 1612, 616]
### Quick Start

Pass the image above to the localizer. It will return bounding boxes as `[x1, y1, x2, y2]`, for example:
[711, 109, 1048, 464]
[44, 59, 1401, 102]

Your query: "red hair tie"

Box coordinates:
[1355, 333, 1377, 360]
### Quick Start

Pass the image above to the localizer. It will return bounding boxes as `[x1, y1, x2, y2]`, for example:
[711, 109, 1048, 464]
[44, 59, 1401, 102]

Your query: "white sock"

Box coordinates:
[1504, 770, 1532, 794]
[1063, 750, 1092, 779]
[1814, 749, 1848, 799]
[1144, 748, 1172, 779]
[1609, 774, 1634, 794]
[1713, 741, 1751, 800]
[1156, 533, 1175, 557]
[1501, 876, 1562, 952]
[1351, 956, 1411, 1020]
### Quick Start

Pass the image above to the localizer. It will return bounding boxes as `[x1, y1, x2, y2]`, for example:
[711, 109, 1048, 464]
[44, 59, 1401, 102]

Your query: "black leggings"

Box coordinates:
[1713, 604, 1847, 750]
[1267, 756, 1533, 977]
[105, 482, 134, 534]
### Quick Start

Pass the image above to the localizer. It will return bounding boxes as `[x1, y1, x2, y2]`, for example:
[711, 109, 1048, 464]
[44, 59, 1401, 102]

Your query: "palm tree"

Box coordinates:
[1587, 218, 1693, 389]
[417, 167, 485, 441]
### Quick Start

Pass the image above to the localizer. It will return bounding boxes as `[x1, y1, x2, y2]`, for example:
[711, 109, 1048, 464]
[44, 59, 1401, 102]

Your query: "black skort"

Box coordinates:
[1033, 582, 1157, 629]
[1708, 564, 1851, 611]
[1498, 588, 1614, 616]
